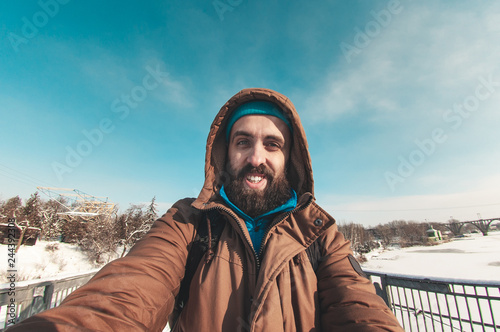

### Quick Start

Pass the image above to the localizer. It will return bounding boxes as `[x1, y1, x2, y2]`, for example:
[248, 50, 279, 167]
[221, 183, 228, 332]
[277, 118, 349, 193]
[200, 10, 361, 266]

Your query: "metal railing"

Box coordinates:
[2, 269, 499, 331]
[366, 270, 500, 331]
[0, 270, 98, 331]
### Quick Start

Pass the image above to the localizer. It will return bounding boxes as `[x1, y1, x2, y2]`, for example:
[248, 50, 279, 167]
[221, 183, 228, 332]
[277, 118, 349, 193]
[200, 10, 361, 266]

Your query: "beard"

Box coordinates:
[224, 163, 292, 218]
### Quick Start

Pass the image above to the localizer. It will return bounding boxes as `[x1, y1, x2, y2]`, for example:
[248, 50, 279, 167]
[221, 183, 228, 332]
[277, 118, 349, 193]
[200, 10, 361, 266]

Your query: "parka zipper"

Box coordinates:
[200, 194, 314, 272]
[256, 194, 314, 265]
[201, 204, 263, 269]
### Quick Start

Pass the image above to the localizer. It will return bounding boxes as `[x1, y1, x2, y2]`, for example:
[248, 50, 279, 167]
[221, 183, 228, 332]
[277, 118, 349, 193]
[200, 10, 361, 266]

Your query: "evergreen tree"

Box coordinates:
[0, 195, 23, 222]
[22, 192, 43, 228]
[145, 196, 158, 225]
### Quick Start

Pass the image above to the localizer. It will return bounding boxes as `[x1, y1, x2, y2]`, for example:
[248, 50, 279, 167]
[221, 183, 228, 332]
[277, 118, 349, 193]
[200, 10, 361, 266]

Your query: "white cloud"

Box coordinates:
[304, 2, 500, 124]
[304, 1, 500, 200]
[153, 73, 193, 109]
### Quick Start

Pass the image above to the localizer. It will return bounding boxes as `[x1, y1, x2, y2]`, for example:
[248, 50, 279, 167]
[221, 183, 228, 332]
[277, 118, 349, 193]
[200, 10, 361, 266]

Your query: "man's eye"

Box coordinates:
[236, 140, 249, 146]
[266, 142, 280, 149]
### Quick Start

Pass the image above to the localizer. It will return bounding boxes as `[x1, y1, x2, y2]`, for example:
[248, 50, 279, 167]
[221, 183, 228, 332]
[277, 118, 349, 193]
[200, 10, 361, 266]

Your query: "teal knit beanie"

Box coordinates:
[225, 101, 292, 141]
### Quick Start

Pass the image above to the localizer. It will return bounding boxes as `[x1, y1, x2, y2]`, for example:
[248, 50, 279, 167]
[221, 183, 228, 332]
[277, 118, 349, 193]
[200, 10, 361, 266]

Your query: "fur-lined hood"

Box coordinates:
[193, 88, 314, 207]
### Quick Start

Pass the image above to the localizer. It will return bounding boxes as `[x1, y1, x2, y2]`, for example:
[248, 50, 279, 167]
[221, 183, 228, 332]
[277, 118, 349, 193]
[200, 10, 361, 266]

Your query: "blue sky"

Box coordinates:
[1, 0, 499, 226]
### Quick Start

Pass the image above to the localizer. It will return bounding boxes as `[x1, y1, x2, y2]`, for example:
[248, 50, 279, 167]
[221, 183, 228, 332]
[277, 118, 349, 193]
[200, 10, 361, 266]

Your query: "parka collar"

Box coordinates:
[192, 88, 315, 210]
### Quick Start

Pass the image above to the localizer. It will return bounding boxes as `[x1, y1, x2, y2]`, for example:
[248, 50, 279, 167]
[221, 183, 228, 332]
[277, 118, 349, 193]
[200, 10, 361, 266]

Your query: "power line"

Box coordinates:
[0, 169, 37, 188]
[333, 202, 500, 213]
[0, 163, 54, 188]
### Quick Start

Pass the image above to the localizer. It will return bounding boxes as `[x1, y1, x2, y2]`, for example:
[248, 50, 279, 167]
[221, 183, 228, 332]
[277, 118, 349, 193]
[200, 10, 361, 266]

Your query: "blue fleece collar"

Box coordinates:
[219, 186, 297, 253]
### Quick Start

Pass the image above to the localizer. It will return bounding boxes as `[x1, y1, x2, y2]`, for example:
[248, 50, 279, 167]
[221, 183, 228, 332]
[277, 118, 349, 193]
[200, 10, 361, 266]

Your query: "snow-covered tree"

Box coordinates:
[22, 192, 43, 228]
[0, 195, 23, 222]
[117, 197, 158, 257]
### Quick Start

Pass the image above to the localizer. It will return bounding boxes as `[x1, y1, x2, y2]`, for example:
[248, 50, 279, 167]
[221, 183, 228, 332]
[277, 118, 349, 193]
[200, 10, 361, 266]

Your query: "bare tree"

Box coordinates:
[338, 222, 375, 255]
[78, 215, 120, 264]
[374, 224, 395, 249]
[60, 217, 88, 244]
[39, 197, 67, 240]
[117, 197, 157, 257]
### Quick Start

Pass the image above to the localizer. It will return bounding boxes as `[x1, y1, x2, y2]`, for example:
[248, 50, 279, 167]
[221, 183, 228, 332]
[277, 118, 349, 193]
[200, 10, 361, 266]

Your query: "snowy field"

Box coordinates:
[361, 231, 500, 281]
[0, 241, 118, 284]
[362, 232, 500, 331]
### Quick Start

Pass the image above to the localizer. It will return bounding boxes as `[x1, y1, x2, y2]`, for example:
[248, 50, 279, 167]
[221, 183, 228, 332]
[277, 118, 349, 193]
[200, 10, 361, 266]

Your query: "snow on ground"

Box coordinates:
[361, 230, 500, 281]
[0, 240, 120, 284]
[2, 231, 500, 285]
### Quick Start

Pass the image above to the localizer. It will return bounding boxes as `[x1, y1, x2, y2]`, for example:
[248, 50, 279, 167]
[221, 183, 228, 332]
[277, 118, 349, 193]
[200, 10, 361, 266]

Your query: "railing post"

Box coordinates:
[373, 274, 391, 307]
[43, 283, 55, 311]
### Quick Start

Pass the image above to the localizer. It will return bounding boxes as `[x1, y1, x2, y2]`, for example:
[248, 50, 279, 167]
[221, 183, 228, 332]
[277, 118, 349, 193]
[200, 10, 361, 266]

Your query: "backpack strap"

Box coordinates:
[305, 238, 323, 272]
[171, 210, 224, 325]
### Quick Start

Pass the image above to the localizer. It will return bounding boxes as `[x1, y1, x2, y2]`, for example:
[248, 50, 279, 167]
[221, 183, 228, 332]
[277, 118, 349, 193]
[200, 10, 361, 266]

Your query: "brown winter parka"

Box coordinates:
[7, 88, 403, 331]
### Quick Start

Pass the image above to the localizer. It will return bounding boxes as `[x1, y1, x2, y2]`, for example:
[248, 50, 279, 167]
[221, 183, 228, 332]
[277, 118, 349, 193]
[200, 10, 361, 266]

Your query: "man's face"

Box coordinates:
[225, 115, 292, 217]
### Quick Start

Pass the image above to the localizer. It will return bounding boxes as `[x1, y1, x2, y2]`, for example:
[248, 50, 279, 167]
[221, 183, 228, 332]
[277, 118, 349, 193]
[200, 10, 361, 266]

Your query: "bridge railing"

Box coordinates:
[2, 269, 499, 331]
[0, 270, 98, 331]
[366, 270, 500, 331]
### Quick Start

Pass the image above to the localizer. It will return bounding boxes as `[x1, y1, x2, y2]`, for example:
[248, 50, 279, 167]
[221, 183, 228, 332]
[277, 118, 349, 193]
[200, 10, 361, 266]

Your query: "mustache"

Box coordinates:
[235, 164, 274, 179]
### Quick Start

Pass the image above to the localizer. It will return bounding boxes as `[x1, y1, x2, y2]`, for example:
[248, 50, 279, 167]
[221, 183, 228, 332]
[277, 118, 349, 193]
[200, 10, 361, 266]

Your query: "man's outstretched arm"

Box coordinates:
[6, 198, 199, 332]
[316, 224, 404, 331]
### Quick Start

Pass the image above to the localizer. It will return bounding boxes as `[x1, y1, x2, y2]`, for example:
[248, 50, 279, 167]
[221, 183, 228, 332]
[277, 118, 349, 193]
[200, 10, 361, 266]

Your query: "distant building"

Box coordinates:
[426, 226, 443, 242]
[0, 220, 41, 246]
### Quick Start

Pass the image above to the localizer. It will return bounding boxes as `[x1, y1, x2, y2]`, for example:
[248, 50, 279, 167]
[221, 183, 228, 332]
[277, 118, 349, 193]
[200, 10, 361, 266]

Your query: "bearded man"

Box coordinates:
[7, 88, 403, 331]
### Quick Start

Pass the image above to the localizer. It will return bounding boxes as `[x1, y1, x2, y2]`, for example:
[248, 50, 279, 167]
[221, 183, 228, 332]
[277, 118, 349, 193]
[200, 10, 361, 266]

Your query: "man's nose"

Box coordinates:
[247, 145, 266, 167]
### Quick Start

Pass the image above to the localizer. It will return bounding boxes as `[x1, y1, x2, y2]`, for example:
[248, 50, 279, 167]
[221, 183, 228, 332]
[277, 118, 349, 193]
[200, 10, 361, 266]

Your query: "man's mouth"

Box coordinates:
[244, 173, 267, 189]
[246, 174, 265, 183]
